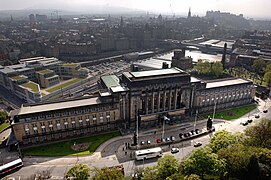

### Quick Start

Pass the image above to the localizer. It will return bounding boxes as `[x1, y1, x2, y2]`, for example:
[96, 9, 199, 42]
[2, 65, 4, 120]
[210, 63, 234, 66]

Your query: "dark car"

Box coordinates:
[156, 138, 161, 143]
[263, 109, 268, 113]
[140, 141, 145, 145]
[179, 133, 183, 139]
[255, 114, 260, 118]
[247, 119, 253, 123]
[242, 121, 248, 126]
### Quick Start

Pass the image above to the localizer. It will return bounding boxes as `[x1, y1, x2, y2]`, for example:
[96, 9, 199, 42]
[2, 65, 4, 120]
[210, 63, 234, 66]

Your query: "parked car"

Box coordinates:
[166, 137, 171, 142]
[247, 119, 253, 123]
[140, 141, 145, 145]
[194, 142, 202, 147]
[170, 136, 176, 141]
[156, 138, 161, 143]
[242, 121, 249, 126]
[171, 148, 180, 154]
[255, 114, 260, 118]
[195, 129, 200, 134]
[179, 133, 183, 139]
[263, 109, 268, 113]
[147, 140, 151, 145]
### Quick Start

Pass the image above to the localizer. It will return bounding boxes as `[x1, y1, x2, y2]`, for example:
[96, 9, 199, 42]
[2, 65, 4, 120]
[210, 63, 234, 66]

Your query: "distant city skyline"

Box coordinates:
[1, 0, 271, 18]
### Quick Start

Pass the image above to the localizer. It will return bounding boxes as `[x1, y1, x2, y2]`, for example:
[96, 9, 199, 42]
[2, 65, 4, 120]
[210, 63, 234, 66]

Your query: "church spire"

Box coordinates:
[188, 7, 191, 18]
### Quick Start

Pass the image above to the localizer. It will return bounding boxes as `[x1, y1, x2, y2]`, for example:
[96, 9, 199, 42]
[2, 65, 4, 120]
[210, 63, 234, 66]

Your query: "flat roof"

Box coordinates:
[111, 86, 128, 93]
[133, 58, 172, 70]
[130, 68, 183, 78]
[10, 75, 27, 81]
[20, 82, 40, 93]
[18, 97, 101, 115]
[101, 75, 120, 88]
[37, 69, 53, 74]
[206, 78, 250, 89]
[0, 68, 16, 74]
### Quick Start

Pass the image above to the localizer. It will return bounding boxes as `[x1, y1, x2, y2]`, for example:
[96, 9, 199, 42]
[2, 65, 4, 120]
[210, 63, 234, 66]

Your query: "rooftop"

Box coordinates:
[62, 63, 78, 67]
[37, 69, 53, 75]
[18, 97, 100, 115]
[101, 75, 120, 88]
[10, 75, 27, 81]
[20, 82, 40, 93]
[130, 68, 183, 79]
[206, 78, 250, 89]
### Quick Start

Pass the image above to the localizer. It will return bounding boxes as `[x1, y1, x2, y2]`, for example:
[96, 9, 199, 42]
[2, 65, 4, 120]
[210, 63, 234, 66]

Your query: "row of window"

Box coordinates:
[24, 114, 112, 135]
[22, 111, 114, 122]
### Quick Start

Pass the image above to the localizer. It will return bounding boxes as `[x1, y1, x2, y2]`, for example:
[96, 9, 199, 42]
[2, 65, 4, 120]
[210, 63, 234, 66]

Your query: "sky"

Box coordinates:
[0, 0, 271, 18]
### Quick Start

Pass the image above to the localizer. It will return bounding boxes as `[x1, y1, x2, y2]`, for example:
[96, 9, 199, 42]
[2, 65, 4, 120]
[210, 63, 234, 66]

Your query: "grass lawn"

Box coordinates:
[22, 131, 120, 156]
[0, 122, 10, 132]
[201, 104, 257, 120]
[46, 78, 83, 93]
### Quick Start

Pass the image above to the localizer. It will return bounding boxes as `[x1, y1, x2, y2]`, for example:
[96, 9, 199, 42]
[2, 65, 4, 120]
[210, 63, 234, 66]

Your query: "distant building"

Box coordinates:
[171, 49, 193, 70]
[0, 57, 88, 102]
[35, 14, 47, 22]
[188, 7, 191, 18]
[29, 14, 35, 24]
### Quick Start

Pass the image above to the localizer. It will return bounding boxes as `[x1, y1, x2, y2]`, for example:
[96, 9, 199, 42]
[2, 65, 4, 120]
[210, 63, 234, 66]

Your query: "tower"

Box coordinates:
[188, 7, 191, 18]
[221, 43, 227, 69]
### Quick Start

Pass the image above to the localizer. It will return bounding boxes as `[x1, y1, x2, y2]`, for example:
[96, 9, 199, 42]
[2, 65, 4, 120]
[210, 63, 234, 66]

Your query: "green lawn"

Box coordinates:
[201, 104, 257, 120]
[0, 122, 10, 132]
[22, 131, 120, 156]
[21, 82, 39, 92]
[46, 78, 83, 93]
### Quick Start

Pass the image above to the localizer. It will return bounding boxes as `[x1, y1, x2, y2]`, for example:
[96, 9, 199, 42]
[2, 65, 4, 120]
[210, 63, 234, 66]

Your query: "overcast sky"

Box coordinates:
[1, 0, 271, 18]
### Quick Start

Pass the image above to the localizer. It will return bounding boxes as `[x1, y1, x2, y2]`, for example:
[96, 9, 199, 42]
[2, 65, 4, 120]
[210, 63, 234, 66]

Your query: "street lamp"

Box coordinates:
[74, 142, 79, 163]
[15, 142, 22, 158]
[194, 110, 198, 132]
[212, 97, 218, 120]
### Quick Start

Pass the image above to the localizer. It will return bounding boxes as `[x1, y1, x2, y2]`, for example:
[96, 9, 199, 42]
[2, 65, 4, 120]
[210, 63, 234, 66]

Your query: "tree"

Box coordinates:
[92, 167, 125, 180]
[245, 154, 260, 180]
[193, 59, 210, 75]
[252, 58, 266, 74]
[244, 118, 271, 148]
[210, 62, 223, 77]
[65, 164, 91, 180]
[142, 155, 180, 180]
[182, 147, 226, 179]
[0, 111, 8, 124]
[209, 130, 238, 153]
[264, 63, 271, 73]
[193, 60, 223, 77]
[264, 71, 271, 87]
[157, 154, 179, 180]
[184, 174, 201, 180]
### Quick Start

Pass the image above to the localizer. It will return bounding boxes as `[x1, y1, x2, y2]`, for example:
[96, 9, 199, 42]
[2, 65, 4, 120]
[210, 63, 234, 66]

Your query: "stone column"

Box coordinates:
[151, 93, 155, 113]
[145, 96, 148, 114]
[157, 91, 161, 112]
[174, 89, 178, 110]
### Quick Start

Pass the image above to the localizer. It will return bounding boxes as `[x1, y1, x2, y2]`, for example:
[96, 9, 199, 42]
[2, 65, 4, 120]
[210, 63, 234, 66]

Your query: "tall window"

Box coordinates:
[99, 112, 104, 123]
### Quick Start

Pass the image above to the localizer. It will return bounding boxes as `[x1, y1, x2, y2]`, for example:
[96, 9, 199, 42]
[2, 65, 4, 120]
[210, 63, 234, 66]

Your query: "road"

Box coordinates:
[5, 98, 271, 179]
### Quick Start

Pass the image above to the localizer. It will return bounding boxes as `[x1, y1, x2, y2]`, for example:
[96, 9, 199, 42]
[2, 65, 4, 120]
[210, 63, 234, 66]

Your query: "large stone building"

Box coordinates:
[10, 68, 255, 145]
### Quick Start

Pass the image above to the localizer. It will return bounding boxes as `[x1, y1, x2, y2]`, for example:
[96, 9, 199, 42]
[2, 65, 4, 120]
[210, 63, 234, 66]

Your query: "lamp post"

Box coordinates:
[15, 142, 22, 158]
[74, 142, 78, 163]
[212, 97, 218, 121]
[194, 110, 198, 132]
[162, 116, 165, 140]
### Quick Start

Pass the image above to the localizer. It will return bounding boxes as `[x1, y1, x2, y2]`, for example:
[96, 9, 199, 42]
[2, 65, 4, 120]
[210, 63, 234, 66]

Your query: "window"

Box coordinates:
[64, 120, 68, 129]
[106, 112, 110, 122]
[25, 125, 30, 135]
[33, 124, 38, 135]
[72, 121, 76, 129]
[48, 121, 54, 132]
[93, 114, 97, 124]
[99, 113, 104, 123]
[107, 124, 110, 129]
